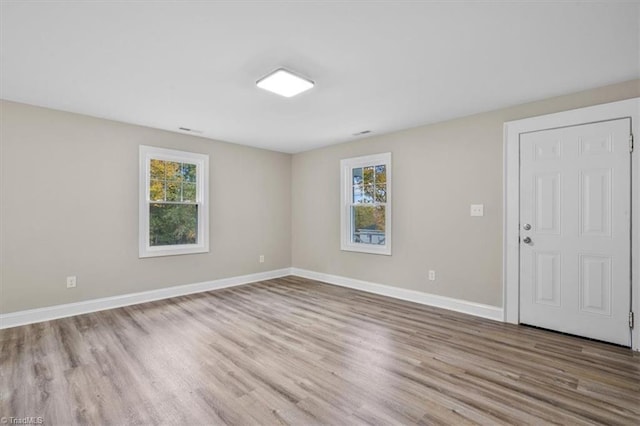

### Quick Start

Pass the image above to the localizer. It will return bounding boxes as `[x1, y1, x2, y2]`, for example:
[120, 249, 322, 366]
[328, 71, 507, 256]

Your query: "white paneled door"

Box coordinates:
[519, 119, 632, 346]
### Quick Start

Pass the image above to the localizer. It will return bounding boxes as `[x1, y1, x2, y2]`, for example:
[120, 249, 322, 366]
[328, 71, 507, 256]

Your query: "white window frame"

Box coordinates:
[139, 145, 209, 258]
[340, 152, 392, 255]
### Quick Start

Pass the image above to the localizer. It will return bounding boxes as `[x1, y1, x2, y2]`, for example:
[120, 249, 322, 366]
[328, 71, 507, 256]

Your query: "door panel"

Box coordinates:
[534, 172, 561, 234]
[519, 119, 631, 346]
[580, 169, 611, 236]
[579, 254, 611, 316]
[533, 251, 561, 306]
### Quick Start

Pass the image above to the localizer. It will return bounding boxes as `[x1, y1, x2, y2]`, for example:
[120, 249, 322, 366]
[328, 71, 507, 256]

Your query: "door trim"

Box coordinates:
[503, 97, 640, 351]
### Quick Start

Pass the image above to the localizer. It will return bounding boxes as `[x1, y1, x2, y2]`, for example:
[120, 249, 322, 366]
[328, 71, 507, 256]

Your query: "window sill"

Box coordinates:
[139, 244, 209, 258]
[340, 244, 391, 256]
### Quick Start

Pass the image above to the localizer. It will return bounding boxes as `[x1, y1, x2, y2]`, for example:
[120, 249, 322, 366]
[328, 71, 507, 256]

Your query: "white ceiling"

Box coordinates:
[1, 1, 639, 153]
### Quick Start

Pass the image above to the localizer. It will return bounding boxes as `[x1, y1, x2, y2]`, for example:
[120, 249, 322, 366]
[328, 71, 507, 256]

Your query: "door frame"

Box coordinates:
[503, 97, 640, 351]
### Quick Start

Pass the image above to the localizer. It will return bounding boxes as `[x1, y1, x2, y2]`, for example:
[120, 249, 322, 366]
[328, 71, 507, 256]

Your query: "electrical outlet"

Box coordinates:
[428, 270, 436, 281]
[470, 204, 484, 217]
[259, 255, 265, 263]
[66, 276, 77, 288]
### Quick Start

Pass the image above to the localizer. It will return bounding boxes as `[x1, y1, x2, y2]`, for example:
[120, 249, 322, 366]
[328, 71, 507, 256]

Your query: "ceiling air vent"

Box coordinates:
[178, 127, 203, 134]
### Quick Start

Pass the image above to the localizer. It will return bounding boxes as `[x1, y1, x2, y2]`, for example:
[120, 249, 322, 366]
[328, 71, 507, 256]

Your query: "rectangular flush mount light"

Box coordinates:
[256, 68, 314, 98]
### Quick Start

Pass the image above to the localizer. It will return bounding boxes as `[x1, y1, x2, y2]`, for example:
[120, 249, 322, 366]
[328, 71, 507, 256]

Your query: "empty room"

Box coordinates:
[1, 1, 639, 425]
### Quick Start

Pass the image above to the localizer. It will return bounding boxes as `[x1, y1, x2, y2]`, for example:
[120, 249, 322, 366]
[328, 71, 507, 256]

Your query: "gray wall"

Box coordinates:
[291, 79, 640, 307]
[0, 101, 292, 314]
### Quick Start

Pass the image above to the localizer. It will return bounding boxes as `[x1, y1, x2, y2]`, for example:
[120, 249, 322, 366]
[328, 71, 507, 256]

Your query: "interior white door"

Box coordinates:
[519, 118, 631, 346]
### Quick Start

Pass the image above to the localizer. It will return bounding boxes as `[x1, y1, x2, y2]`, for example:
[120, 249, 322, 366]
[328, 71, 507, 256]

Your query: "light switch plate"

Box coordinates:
[470, 204, 484, 217]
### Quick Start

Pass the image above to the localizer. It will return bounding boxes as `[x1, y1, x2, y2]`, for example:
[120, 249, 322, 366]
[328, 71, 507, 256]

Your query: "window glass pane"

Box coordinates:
[375, 184, 386, 203]
[182, 163, 197, 183]
[362, 184, 374, 203]
[351, 205, 386, 245]
[363, 166, 374, 185]
[353, 185, 363, 203]
[164, 161, 183, 182]
[150, 159, 165, 180]
[182, 183, 196, 202]
[150, 179, 165, 201]
[352, 168, 363, 185]
[375, 165, 386, 184]
[165, 182, 180, 201]
[149, 203, 198, 246]
[353, 185, 373, 203]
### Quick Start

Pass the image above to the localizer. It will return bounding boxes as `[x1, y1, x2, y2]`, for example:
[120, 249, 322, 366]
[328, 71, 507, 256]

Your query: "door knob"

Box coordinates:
[523, 223, 531, 230]
[522, 237, 532, 244]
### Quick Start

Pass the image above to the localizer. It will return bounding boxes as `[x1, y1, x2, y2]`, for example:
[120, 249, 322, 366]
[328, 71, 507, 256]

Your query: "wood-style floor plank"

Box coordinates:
[1, 276, 639, 425]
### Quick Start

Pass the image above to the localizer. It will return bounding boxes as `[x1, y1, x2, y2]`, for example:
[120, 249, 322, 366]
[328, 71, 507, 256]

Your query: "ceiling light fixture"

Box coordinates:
[256, 68, 314, 98]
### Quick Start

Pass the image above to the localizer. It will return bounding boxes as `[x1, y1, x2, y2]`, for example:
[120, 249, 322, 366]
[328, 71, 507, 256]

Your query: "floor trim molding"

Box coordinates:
[291, 268, 504, 321]
[1, 267, 505, 330]
[0, 268, 291, 330]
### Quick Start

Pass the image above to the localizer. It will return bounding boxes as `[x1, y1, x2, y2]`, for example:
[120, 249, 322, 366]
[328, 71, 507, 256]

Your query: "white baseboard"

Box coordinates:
[290, 268, 504, 322]
[0, 268, 291, 330]
[1, 267, 504, 330]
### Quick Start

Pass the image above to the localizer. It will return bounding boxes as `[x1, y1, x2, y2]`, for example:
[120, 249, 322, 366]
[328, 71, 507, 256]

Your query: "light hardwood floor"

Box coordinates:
[1, 276, 639, 425]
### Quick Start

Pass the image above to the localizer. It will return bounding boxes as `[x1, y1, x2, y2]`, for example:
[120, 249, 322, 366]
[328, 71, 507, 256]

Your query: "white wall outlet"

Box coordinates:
[66, 276, 77, 288]
[259, 255, 265, 263]
[428, 270, 436, 281]
[470, 204, 484, 217]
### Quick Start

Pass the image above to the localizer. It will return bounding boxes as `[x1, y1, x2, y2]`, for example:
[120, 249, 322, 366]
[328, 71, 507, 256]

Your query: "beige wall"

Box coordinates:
[0, 101, 292, 314]
[291, 79, 640, 307]
[2, 80, 639, 314]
